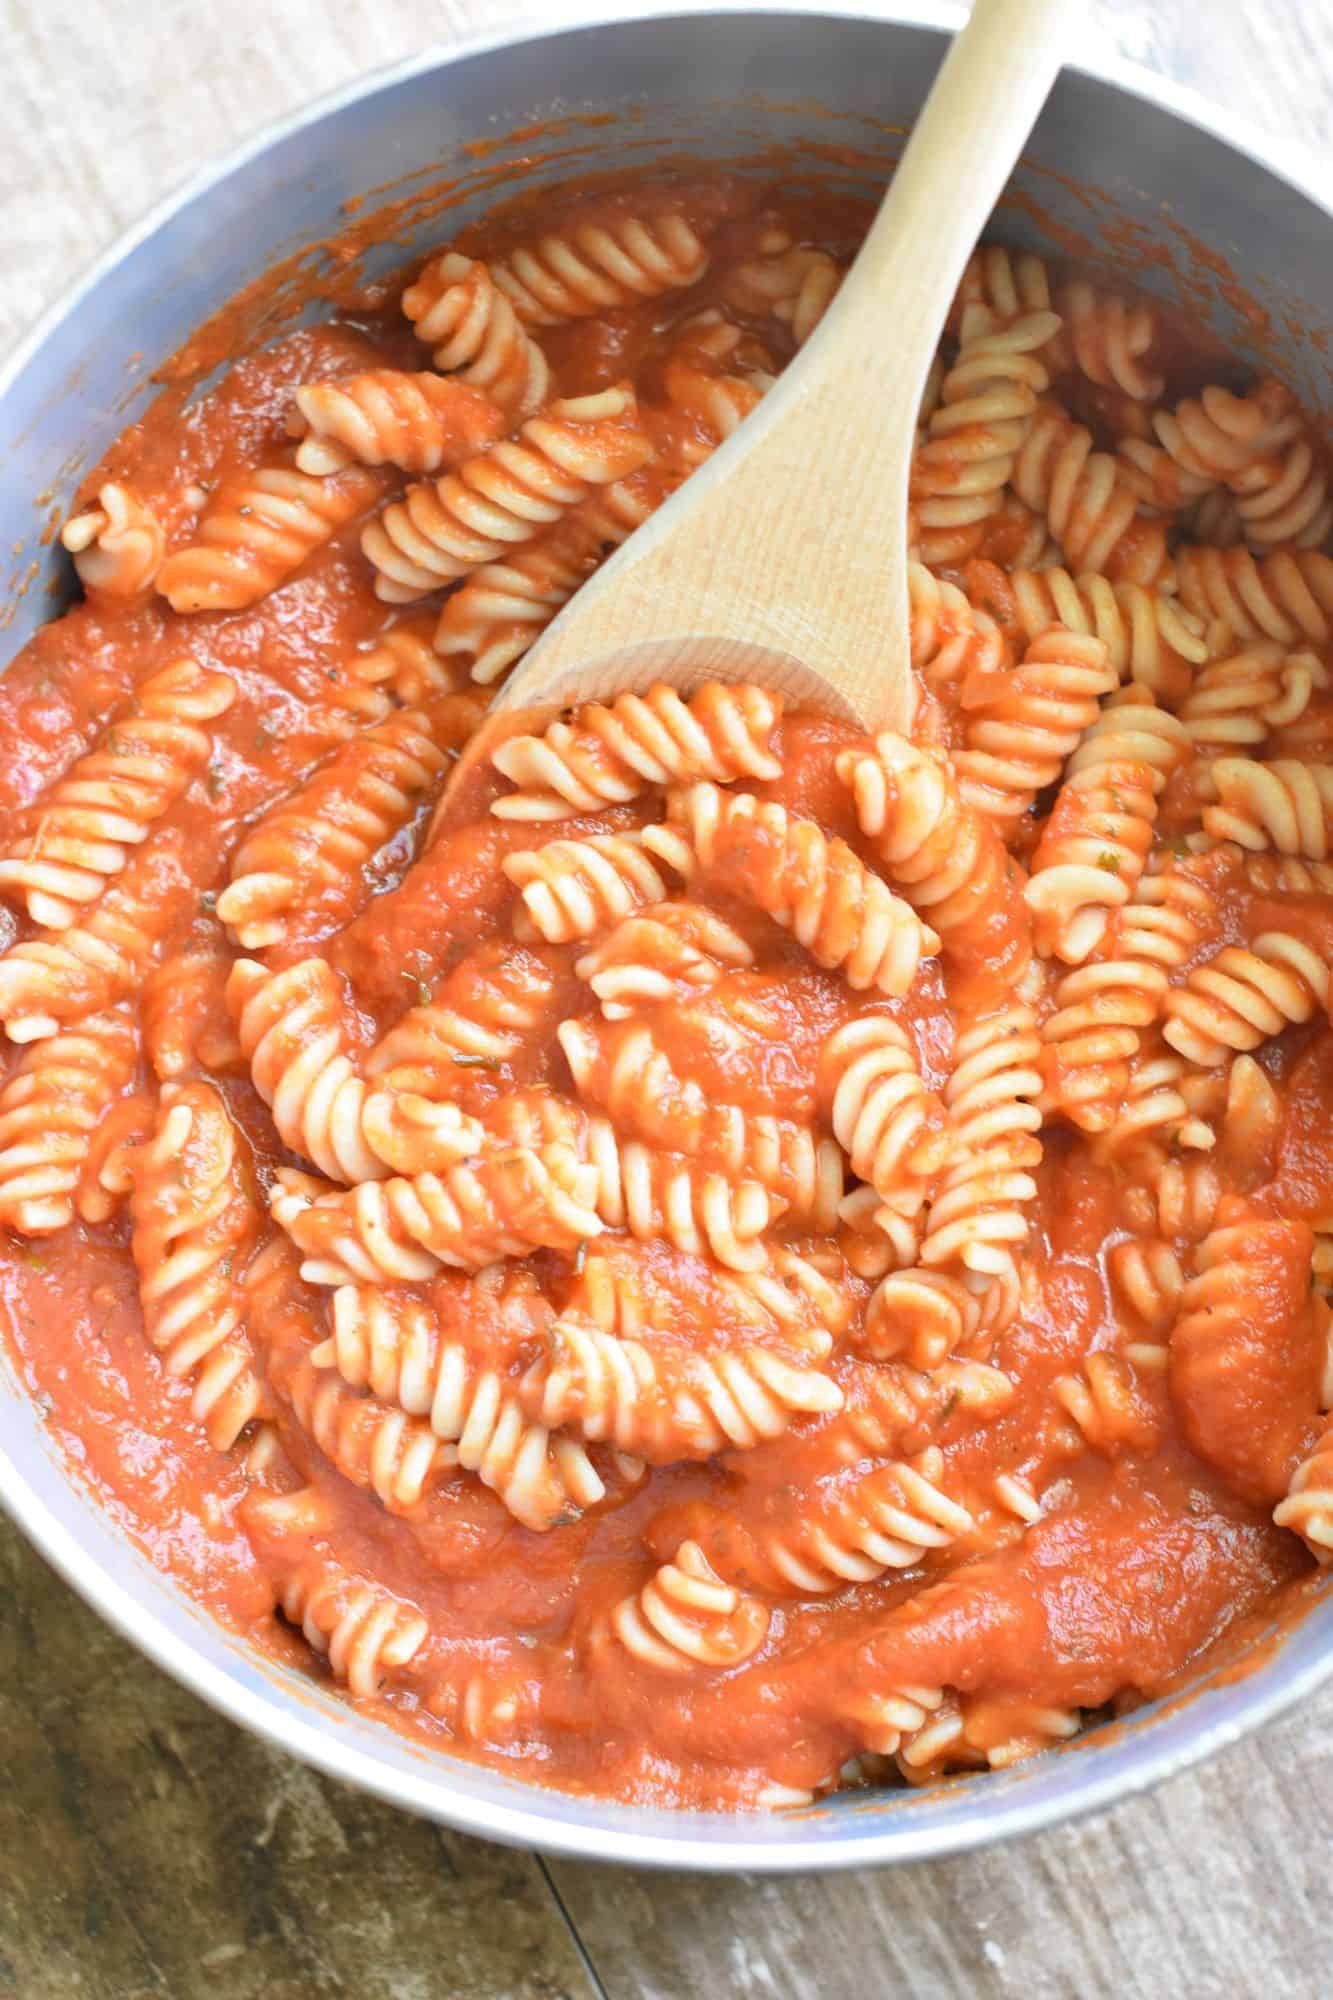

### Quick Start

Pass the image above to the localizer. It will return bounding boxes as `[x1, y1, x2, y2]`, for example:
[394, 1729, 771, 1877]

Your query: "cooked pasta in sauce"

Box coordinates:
[4, 168, 1333, 1809]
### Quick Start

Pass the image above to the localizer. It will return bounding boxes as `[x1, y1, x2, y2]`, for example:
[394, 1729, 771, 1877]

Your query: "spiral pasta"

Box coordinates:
[1013, 402, 1167, 582]
[837, 731, 1028, 977]
[681, 1452, 973, 1597]
[400, 251, 551, 415]
[906, 560, 1008, 693]
[158, 463, 380, 613]
[985, 563, 1209, 702]
[290, 369, 505, 476]
[592, 1540, 769, 1676]
[366, 938, 565, 1085]
[271, 1552, 427, 1697]
[312, 1281, 606, 1531]
[1052, 1351, 1160, 1456]
[1175, 544, 1333, 646]
[362, 386, 651, 602]
[1273, 1416, 1333, 1561]
[504, 829, 693, 943]
[1200, 757, 1333, 859]
[1024, 693, 1192, 961]
[912, 311, 1059, 566]
[271, 1140, 601, 1286]
[1163, 932, 1330, 1069]
[0, 659, 235, 931]
[492, 212, 709, 325]
[667, 783, 937, 993]
[574, 901, 754, 1018]
[1170, 1202, 1319, 1505]
[521, 1314, 842, 1460]
[817, 1014, 950, 1220]
[919, 1001, 1043, 1290]
[863, 1268, 984, 1370]
[1109, 1237, 1186, 1335]
[660, 313, 775, 468]
[722, 229, 842, 345]
[480, 1089, 782, 1271]
[142, 942, 242, 1081]
[217, 694, 483, 948]
[560, 1014, 842, 1226]
[491, 681, 783, 821]
[1041, 861, 1215, 1133]
[0, 1005, 138, 1234]
[61, 482, 165, 598]
[126, 1081, 265, 1450]
[276, 1354, 456, 1513]
[432, 465, 673, 685]
[0, 829, 196, 1042]
[228, 956, 485, 1184]
[1178, 651, 1318, 758]
[953, 629, 1119, 824]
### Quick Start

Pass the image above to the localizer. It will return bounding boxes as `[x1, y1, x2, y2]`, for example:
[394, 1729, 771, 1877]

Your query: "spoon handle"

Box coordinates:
[489, 0, 1078, 733]
[818, 0, 1078, 421]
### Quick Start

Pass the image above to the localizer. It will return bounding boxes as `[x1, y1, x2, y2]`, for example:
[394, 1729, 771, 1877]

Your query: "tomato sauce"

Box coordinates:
[0, 166, 1329, 1812]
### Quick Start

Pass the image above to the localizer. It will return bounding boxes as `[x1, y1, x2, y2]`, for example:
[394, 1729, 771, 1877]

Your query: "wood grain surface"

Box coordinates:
[2, 4, 1329, 1997]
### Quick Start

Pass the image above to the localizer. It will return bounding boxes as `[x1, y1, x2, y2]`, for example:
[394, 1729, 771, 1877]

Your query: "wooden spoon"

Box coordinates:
[466, 0, 1075, 751]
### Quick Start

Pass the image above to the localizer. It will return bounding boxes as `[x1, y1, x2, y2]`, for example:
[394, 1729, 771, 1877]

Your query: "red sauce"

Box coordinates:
[1, 166, 1329, 1812]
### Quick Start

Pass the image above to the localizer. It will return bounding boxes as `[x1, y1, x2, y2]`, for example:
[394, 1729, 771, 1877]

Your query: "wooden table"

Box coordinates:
[3, 4, 1330, 1995]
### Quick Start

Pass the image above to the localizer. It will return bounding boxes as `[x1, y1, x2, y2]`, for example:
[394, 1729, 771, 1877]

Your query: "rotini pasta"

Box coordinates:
[953, 628, 1119, 823]
[0, 1006, 138, 1234]
[0, 659, 234, 930]
[290, 369, 505, 476]
[362, 386, 652, 601]
[1023, 693, 1191, 962]
[61, 482, 165, 599]
[433, 465, 674, 685]
[401, 251, 551, 415]
[217, 693, 483, 947]
[492, 212, 709, 324]
[491, 680, 782, 821]
[158, 463, 381, 613]
[666, 782, 938, 992]
[125, 1081, 266, 1450]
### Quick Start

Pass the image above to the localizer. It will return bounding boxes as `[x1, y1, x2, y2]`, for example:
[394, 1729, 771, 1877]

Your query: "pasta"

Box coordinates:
[433, 466, 675, 684]
[270, 1143, 602, 1284]
[723, 229, 842, 344]
[158, 463, 381, 612]
[61, 482, 165, 599]
[504, 828, 693, 942]
[125, 1081, 266, 1450]
[491, 212, 709, 324]
[952, 629, 1119, 822]
[560, 1015, 843, 1226]
[401, 252, 551, 415]
[289, 369, 506, 476]
[490, 681, 783, 821]
[6, 165, 1333, 1817]
[666, 783, 938, 992]
[977, 563, 1208, 702]
[0, 659, 235, 930]
[0, 1005, 137, 1233]
[837, 732, 1029, 978]
[1199, 757, 1333, 858]
[1023, 693, 1191, 962]
[912, 311, 1059, 566]
[361, 386, 652, 601]
[522, 1313, 842, 1459]
[592, 1540, 770, 1676]
[216, 692, 484, 947]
